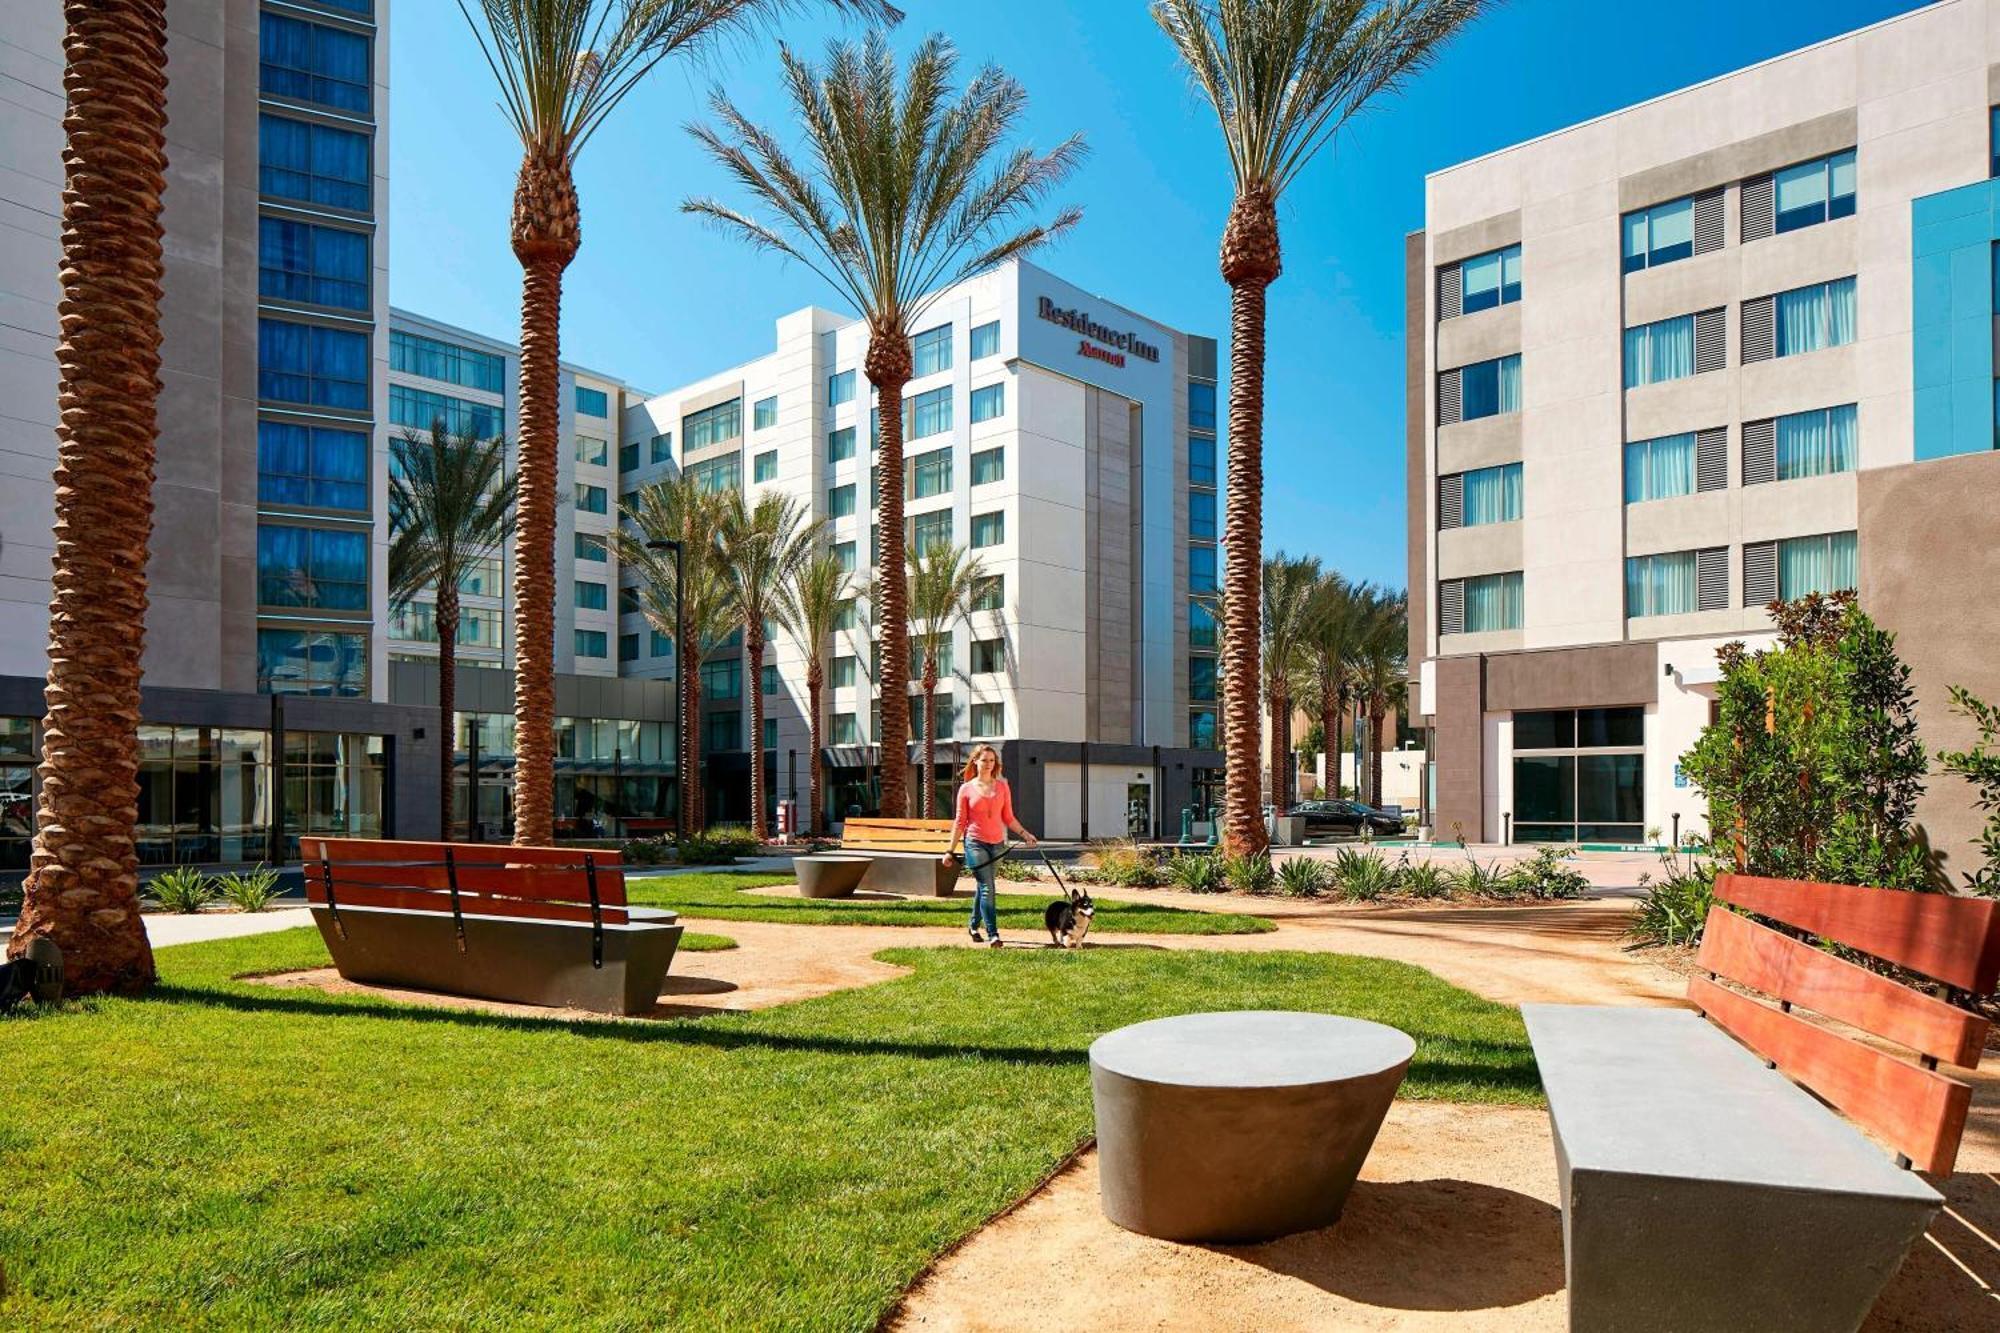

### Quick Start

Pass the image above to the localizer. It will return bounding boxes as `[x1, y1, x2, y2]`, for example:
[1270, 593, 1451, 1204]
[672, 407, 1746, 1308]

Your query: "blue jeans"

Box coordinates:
[966, 837, 1004, 936]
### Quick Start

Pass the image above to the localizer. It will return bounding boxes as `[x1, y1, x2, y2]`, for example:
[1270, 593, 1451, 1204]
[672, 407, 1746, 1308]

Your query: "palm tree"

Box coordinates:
[1261, 554, 1320, 812]
[684, 30, 1083, 819]
[1301, 571, 1372, 797]
[908, 541, 987, 817]
[1156, 0, 1488, 854]
[1356, 589, 1410, 806]
[7, 3, 171, 995]
[458, 0, 898, 846]
[388, 422, 519, 834]
[775, 545, 854, 836]
[617, 475, 735, 834]
[717, 491, 815, 838]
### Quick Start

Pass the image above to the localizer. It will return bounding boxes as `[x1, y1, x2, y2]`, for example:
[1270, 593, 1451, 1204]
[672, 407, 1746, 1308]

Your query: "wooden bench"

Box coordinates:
[1525, 873, 2000, 1332]
[836, 817, 957, 896]
[303, 838, 684, 1016]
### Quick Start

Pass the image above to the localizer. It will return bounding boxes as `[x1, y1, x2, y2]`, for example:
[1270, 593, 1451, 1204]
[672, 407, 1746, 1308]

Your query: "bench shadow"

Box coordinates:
[1208, 1178, 1563, 1312]
[659, 975, 737, 998]
[1867, 1170, 2000, 1330]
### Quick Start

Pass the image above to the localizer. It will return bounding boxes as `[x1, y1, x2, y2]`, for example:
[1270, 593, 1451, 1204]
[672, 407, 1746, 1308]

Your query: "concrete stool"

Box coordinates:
[793, 854, 872, 899]
[1090, 1010, 1415, 1243]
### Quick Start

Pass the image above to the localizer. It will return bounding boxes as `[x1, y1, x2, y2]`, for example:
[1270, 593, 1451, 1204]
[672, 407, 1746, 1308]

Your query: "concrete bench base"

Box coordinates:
[794, 854, 872, 898]
[856, 850, 957, 897]
[1090, 1011, 1414, 1243]
[310, 903, 683, 1017]
[1525, 1004, 1942, 1333]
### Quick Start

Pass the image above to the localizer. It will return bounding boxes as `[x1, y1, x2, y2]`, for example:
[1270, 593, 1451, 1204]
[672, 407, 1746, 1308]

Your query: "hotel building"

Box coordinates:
[1408, 0, 2000, 871]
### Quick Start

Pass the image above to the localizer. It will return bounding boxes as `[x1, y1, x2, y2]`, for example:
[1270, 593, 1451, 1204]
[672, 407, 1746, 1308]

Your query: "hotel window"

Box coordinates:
[685, 455, 739, 495]
[1781, 531, 1858, 601]
[1189, 489, 1217, 540]
[970, 638, 1004, 674]
[1189, 381, 1217, 431]
[1439, 571, 1522, 634]
[1189, 433, 1216, 486]
[257, 628, 367, 697]
[575, 434, 608, 466]
[762, 664, 780, 699]
[1621, 190, 1723, 273]
[909, 510, 952, 555]
[762, 716, 778, 752]
[834, 540, 856, 573]
[259, 218, 368, 311]
[909, 386, 952, 440]
[683, 398, 741, 449]
[971, 321, 1001, 359]
[576, 484, 608, 514]
[832, 712, 860, 744]
[619, 632, 640, 663]
[388, 602, 496, 647]
[650, 432, 672, 463]
[1189, 657, 1217, 703]
[259, 114, 370, 211]
[1625, 432, 1707, 503]
[1626, 548, 1727, 617]
[1459, 244, 1521, 313]
[831, 655, 858, 688]
[700, 710, 739, 752]
[1623, 308, 1724, 386]
[911, 695, 954, 741]
[970, 447, 1004, 485]
[753, 395, 778, 430]
[1189, 598, 1217, 649]
[258, 422, 368, 512]
[702, 658, 742, 701]
[574, 630, 607, 658]
[618, 586, 640, 616]
[1189, 709, 1217, 749]
[971, 383, 1005, 422]
[1743, 404, 1856, 483]
[259, 13, 371, 113]
[869, 466, 880, 507]
[910, 447, 952, 499]
[259, 319, 368, 411]
[971, 703, 1004, 738]
[828, 369, 856, 405]
[1766, 277, 1856, 359]
[390, 331, 505, 392]
[618, 441, 639, 472]
[971, 575, 1003, 612]
[575, 580, 607, 611]
[828, 426, 857, 462]
[870, 524, 881, 567]
[575, 533, 607, 562]
[909, 633, 952, 679]
[257, 524, 367, 610]
[1512, 707, 1644, 845]
[970, 511, 1004, 549]
[390, 384, 501, 439]
[1438, 462, 1520, 529]
[753, 450, 778, 483]
[650, 630, 671, 657]
[1439, 353, 1519, 424]
[913, 324, 953, 377]
[1189, 546, 1217, 594]
[576, 386, 609, 417]
[1771, 150, 1857, 235]
[829, 483, 857, 518]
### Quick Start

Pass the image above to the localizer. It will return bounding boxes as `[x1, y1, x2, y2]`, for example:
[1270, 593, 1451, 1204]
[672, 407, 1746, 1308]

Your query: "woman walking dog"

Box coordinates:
[945, 744, 1037, 946]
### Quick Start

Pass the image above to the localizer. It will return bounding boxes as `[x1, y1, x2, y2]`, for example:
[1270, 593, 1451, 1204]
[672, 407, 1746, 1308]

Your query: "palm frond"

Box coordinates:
[387, 422, 519, 615]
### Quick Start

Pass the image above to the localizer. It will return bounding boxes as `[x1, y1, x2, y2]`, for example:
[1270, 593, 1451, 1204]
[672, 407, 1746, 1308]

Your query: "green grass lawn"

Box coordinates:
[0, 929, 1535, 1330]
[681, 931, 735, 951]
[630, 870, 1276, 935]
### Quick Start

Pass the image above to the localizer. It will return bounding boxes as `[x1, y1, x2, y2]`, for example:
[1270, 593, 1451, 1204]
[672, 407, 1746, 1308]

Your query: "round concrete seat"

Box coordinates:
[793, 854, 872, 899]
[1090, 1010, 1415, 1243]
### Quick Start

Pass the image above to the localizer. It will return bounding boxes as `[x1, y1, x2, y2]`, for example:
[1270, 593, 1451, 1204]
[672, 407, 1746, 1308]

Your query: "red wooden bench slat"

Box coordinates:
[1698, 909, 1992, 1068]
[1715, 874, 2000, 992]
[304, 838, 629, 907]
[303, 880, 632, 926]
[1689, 975, 1974, 1174]
[842, 818, 954, 852]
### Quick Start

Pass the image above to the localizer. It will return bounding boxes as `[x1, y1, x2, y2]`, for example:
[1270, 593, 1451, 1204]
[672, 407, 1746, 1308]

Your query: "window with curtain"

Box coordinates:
[909, 448, 951, 499]
[575, 386, 608, 417]
[1778, 531, 1858, 599]
[684, 455, 739, 494]
[1623, 433, 1696, 502]
[258, 422, 367, 511]
[573, 630, 607, 658]
[1775, 404, 1857, 480]
[971, 384, 1005, 422]
[1460, 244, 1522, 312]
[972, 576, 1003, 611]
[574, 434, 607, 466]
[753, 450, 777, 483]
[971, 703, 1004, 737]
[257, 524, 367, 610]
[1460, 463, 1522, 525]
[909, 509, 952, 555]
[1623, 314, 1694, 387]
[390, 331, 505, 391]
[259, 14, 371, 113]
[574, 581, 607, 611]
[912, 325, 953, 377]
[833, 541, 856, 573]
[259, 319, 368, 410]
[258, 114, 369, 211]
[753, 396, 777, 430]
[683, 399, 741, 449]
[1775, 150, 1857, 233]
[575, 533, 607, 561]
[909, 386, 952, 439]
[1189, 489, 1217, 539]
[828, 370, 855, 405]
[575, 484, 607, 514]
[1775, 277, 1856, 357]
[970, 447, 1004, 485]
[970, 512, 1004, 549]
[1461, 354, 1521, 419]
[831, 655, 858, 688]
[828, 483, 856, 518]
[389, 385, 500, 439]
[1621, 196, 1694, 272]
[970, 321, 1000, 359]
[828, 426, 856, 462]
[1189, 434, 1216, 486]
[907, 633, 953, 680]
[1463, 571, 1523, 631]
[1625, 551, 1699, 617]
[258, 218, 368, 311]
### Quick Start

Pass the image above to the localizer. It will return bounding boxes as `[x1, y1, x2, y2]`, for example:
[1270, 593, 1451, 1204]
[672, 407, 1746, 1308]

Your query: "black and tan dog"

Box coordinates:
[1043, 883, 1095, 948]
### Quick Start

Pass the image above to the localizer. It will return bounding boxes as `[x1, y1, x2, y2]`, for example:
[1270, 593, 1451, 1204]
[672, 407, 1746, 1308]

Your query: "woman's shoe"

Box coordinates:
[968, 927, 984, 943]
[988, 935, 1004, 948]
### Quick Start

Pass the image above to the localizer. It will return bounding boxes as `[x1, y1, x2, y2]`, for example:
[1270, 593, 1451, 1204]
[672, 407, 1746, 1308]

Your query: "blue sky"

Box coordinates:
[389, 0, 1923, 589]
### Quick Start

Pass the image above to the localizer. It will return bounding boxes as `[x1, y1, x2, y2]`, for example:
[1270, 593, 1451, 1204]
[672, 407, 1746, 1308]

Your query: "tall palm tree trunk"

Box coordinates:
[867, 331, 911, 817]
[746, 627, 768, 839]
[9, 2, 170, 994]
[1369, 705, 1386, 809]
[437, 584, 459, 837]
[682, 671, 705, 834]
[1334, 687, 1349, 796]
[806, 663, 825, 836]
[1219, 194, 1278, 855]
[920, 662, 938, 818]
[1265, 692, 1284, 817]
[509, 153, 579, 847]
[1317, 673, 1337, 798]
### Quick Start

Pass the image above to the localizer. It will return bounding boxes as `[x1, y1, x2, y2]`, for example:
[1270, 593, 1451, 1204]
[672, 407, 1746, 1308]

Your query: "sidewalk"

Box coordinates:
[1, 906, 313, 949]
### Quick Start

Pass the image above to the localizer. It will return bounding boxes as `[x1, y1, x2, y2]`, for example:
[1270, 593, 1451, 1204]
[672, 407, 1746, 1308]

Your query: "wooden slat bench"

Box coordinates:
[1525, 873, 2000, 1332]
[303, 838, 684, 1016]
[836, 817, 957, 896]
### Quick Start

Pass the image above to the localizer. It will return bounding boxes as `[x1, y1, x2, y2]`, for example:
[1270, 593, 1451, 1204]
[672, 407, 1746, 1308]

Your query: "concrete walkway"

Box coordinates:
[1, 906, 313, 949]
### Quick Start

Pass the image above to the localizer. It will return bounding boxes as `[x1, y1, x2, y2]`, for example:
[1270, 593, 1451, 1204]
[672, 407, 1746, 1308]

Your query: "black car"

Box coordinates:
[1287, 799, 1404, 839]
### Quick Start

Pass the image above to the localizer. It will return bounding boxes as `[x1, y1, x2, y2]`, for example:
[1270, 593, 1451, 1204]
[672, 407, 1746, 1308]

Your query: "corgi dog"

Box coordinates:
[1043, 884, 1095, 948]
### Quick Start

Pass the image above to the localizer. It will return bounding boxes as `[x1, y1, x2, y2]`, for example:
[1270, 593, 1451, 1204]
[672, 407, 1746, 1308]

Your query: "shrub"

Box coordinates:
[1091, 843, 1163, 888]
[1275, 856, 1328, 898]
[1398, 857, 1450, 900]
[1164, 853, 1225, 894]
[623, 837, 672, 867]
[1629, 849, 1721, 947]
[677, 833, 739, 866]
[1221, 852, 1275, 895]
[1937, 685, 2000, 896]
[706, 825, 760, 856]
[1448, 853, 1516, 899]
[1509, 845, 1590, 900]
[1330, 847, 1398, 902]
[994, 853, 1043, 882]
[150, 865, 217, 914]
[216, 864, 282, 913]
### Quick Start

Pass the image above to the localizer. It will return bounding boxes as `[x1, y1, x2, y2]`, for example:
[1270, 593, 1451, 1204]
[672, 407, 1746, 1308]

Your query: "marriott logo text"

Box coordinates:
[1037, 297, 1161, 364]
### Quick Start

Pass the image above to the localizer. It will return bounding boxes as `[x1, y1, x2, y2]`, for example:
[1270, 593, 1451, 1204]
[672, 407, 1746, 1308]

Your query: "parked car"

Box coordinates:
[1286, 799, 1404, 839]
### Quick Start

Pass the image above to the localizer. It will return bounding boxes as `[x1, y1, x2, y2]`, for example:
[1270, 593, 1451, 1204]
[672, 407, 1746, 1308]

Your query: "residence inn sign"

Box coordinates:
[1037, 295, 1162, 367]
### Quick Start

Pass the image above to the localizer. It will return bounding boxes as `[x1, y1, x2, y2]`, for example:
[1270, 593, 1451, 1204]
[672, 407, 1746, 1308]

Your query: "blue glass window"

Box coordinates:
[683, 399, 740, 449]
[259, 319, 368, 410]
[1189, 657, 1217, 702]
[575, 533, 607, 561]
[1778, 532, 1858, 599]
[970, 383, 1005, 422]
[828, 369, 856, 405]
[1775, 150, 1857, 234]
[390, 330, 503, 391]
[257, 628, 366, 697]
[970, 321, 1000, 359]
[753, 395, 777, 430]
[828, 426, 856, 462]
[1460, 244, 1522, 311]
[1189, 709, 1217, 749]
[1622, 197, 1693, 273]
[705, 711, 740, 752]
[912, 324, 952, 377]
[753, 450, 777, 483]
[257, 524, 368, 610]
[828, 483, 857, 518]
[1623, 433, 1696, 503]
[1623, 316, 1694, 387]
[909, 386, 952, 439]
[970, 577, 1002, 612]
[574, 630, 607, 658]
[619, 633, 640, 663]
[1462, 572, 1523, 632]
[650, 432, 672, 463]
[833, 540, 856, 573]
[1190, 433, 1216, 486]
[259, 218, 368, 311]
[575, 581, 607, 611]
[259, 14, 370, 113]
[575, 385, 609, 417]
[258, 114, 369, 211]
[389, 385, 499, 439]
[1775, 404, 1857, 480]
[702, 658, 741, 701]
[1189, 489, 1217, 539]
[910, 509, 952, 555]
[1189, 598, 1217, 648]
[1188, 381, 1217, 430]
[1459, 462, 1522, 525]
[650, 630, 671, 658]
[1992, 107, 2000, 179]
[1458, 354, 1521, 418]
[575, 484, 607, 515]
[1775, 277, 1856, 357]
[685, 455, 739, 495]
[1189, 545, 1217, 594]
[258, 421, 368, 511]
[619, 441, 639, 472]
[1626, 551, 1699, 618]
[910, 448, 951, 499]
[970, 447, 1003, 485]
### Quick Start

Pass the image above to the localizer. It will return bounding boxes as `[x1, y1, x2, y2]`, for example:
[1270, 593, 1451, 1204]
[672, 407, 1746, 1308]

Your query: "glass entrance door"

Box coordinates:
[1511, 707, 1644, 843]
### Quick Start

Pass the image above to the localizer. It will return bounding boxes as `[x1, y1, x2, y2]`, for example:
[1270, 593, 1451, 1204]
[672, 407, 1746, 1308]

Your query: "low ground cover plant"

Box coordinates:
[216, 865, 282, 913]
[1629, 846, 1720, 947]
[1275, 855, 1328, 898]
[148, 865, 217, 914]
[1163, 852, 1225, 894]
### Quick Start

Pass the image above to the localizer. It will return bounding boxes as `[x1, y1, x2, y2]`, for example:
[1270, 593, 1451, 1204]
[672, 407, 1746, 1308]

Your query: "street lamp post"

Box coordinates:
[646, 537, 685, 859]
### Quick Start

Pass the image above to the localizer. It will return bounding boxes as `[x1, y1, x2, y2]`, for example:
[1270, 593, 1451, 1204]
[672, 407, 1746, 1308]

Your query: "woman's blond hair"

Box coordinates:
[961, 743, 1003, 783]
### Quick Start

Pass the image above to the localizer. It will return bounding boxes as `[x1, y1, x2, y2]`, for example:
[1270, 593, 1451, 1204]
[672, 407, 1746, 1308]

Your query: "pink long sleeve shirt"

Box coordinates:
[952, 778, 1015, 846]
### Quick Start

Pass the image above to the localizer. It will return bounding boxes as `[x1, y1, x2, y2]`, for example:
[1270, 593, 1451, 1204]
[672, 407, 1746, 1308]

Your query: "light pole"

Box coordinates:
[646, 537, 685, 859]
